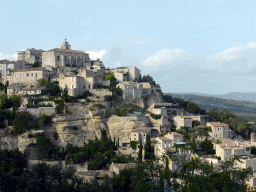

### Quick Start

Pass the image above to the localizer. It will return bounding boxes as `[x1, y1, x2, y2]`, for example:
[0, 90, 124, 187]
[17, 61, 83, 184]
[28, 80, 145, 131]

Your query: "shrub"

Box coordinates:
[104, 95, 112, 101]
[150, 113, 162, 119]
[130, 141, 138, 150]
[13, 112, 34, 135]
[216, 140, 222, 144]
[86, 99, 92, 102]
[115, 108, 126, 116]
[96, 96, 100, 99]
[83, 90, 92, 99]
[28, 133, 34, 138]
[93, 103, 103, 108]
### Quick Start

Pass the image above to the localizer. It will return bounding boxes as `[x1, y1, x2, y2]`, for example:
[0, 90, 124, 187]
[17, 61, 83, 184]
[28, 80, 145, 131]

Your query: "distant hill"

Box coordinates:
[166, 93, 256, 120]
[173, 92, 256, 103]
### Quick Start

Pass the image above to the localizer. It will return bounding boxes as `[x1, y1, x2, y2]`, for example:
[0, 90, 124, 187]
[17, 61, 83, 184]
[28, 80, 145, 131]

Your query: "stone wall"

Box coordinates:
[0, 135, 18, 150]
[19, 107, 55, 119]
[27, 160, 66, 169]
[89, 89, 112, 98]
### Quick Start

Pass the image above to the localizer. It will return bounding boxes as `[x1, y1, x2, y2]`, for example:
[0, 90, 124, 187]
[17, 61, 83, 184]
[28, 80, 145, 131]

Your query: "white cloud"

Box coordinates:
[209, 42, 256, 61]
[87, 49, 107, 60]
[142, 48, 185, 67]
[0, 53, 18, 61]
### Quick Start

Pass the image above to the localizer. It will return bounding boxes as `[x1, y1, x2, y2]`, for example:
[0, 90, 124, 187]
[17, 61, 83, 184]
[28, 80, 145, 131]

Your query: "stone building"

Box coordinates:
[42, 40, 90, 68]
[12, 67, 50, 86]
[215, 139, 252, 160]
[173, 116, 193, 129]
[117, 81, 151, 101]
[108, 66, 141, 83]
[7, 84, 46, 96]
[17, 48, 45, 64]
[130, 128, 151, 145]
[0, 60, 32, 84]
[207, 122, 230, 141]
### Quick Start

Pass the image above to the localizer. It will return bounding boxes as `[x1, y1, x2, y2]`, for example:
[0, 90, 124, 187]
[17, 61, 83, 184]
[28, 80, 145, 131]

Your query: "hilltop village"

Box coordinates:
[1, 40, 256, 191]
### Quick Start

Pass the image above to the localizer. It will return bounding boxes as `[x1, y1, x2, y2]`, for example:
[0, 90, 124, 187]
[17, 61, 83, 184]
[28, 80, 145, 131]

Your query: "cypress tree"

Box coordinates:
[192, 135, 196, 153]
[138, 134, 143, 163]
[117, 137, 119, 147]
[144, 133, 150, 159]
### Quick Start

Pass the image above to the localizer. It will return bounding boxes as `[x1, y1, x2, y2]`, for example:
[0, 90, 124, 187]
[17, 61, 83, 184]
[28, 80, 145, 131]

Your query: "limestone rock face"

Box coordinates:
[107, 115, 151, 142]
[0, 135, 18, 150]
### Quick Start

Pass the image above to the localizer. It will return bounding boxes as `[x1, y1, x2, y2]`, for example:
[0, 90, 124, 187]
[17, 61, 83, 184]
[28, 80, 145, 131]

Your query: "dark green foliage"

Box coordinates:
[108, 87, 123, 96]
[28, 133, 34, 138]
[4, 81, 9, 94]
[0, 162, 111, 192]
[150, 113, 161, 119]
[93, 83, 107, 89]
[115, 108, 126, 116]
[36, 136, 51, 159]
[112, 168, 136, 192]
[102, 73, 117, 87]
[71, 70, 78, 74]
[104, 95, 112, 101]
[46, 81, 60, 96]
[86, 98, 92, 102]
[13, 112, 34, 135]
[163, 94, 173, 103]
[144, 133, 151, 159]
[199, 139, 215, 155]
[251, 146, 256, 155]
[142, 74, 156, 86]
[54, 100, 64, 114]
[83, 90, 92, 99]
[32, 60, 40, 68]
[38, 115, 52, 127]
[192, 120, 200, 127]
[93, 103, 103, 108]
[37, 78, 48, 86]
[130, 141, 138, 150]
[138, 135, 143, 163]
[0, 149, 27, 173]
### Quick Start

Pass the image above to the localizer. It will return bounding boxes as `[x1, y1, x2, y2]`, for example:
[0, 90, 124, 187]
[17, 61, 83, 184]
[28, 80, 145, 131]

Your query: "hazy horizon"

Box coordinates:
[1, 0, 256, 95]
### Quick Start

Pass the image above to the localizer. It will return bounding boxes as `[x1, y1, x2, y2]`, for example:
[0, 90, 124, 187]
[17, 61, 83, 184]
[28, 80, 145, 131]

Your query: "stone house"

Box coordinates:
[215, 139, 252, 160]
[117, 81, 151, 101]
[109, 162, 137, 175]
[173, 116, 193, 129]
[190, 115, 211, 125]
[108, 66, 141, 83]
[130, 128, 151, 145]
[12, 67, 50, 86]
[207, 122, 230, 141]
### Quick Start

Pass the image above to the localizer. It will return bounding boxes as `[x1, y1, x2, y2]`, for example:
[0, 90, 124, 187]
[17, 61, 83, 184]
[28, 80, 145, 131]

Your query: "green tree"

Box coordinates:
[13, 111, 34, 135]
[138, 135, 143, 163]
[4, 81, 9, 94]
[199, 139, 214, 155]
[83, 90, 92, 99]
[144, 133, 151, 159]
[10, 94, 21, 110]
[32, 60, 40, 68]
[36, 136, 51, 159]
[37, 78, 48, 87]
[191, 135, 196, 153]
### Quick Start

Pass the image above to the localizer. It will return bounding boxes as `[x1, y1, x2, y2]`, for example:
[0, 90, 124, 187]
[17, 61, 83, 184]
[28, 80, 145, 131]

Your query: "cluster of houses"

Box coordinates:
[2, 40, 256, 190]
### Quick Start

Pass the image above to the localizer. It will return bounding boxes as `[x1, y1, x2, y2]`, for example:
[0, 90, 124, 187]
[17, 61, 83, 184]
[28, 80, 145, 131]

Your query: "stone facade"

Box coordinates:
[173, 116, 193, 129]
[17, 48, 45, 64]
[12, 67, 50, 86]
[42, 40, 90, 68]
[207, 122, 230, 141]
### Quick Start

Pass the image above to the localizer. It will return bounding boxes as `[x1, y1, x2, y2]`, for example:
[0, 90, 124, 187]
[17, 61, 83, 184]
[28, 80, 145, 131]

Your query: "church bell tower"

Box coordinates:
[61, 38, 71, 50]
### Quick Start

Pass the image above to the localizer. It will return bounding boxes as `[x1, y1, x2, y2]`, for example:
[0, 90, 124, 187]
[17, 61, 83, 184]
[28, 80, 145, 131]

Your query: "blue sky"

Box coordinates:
[1, 0, 256, 94]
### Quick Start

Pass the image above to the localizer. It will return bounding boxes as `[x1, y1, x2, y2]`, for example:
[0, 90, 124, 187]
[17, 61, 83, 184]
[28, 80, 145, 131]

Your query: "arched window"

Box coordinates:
[57, 56, 60, 61]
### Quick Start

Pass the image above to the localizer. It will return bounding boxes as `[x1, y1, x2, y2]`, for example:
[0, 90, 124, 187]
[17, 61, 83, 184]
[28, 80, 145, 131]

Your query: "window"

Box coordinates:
[57, 56, 60, 61]
[31, 73, 33, 77]
[35, 73, 37, 77]
[134, 138, 136, 140]
[88, 85, 91, 89]
[88, 79, 91, 82]
[71, 77, 75, 81]
[134, 134, 136, 136]
[71, 85, 75, 89]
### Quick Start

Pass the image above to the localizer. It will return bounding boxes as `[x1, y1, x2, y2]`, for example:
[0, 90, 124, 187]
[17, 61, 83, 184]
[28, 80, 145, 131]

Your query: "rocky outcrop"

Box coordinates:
[107, 115, 151, 142]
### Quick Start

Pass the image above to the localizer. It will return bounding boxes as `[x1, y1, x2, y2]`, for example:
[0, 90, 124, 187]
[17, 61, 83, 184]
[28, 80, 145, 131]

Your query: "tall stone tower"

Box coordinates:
[61, 39, 71, 50]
